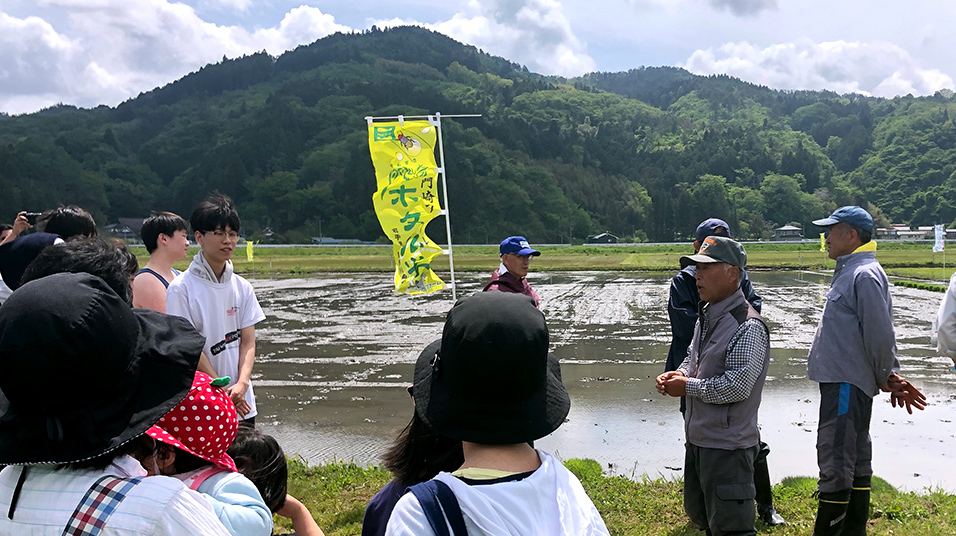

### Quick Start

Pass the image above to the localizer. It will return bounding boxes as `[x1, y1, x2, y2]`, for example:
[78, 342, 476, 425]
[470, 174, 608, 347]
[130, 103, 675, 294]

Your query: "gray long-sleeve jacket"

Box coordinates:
[807, 250, 900, 396]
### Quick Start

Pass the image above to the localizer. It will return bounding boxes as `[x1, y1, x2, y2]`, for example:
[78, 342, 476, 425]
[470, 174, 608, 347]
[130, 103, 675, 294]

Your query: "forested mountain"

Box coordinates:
[2, 26, 955, 243]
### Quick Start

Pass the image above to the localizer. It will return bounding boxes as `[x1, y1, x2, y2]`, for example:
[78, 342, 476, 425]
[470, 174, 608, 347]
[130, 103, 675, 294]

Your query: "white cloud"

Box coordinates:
[375, 0, 596, 78]
[0, 12, 77, 95]
[251, 5, 350, 55]
[0, 1, 351, 114]
[708, 0, 776, 16]
[201, 0, 252, 11]
[683, 39, 955, 97]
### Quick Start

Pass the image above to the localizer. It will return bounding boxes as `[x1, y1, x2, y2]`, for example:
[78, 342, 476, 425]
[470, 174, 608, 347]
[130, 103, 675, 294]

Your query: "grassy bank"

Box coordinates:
[128, 242, 956, 283]
[280, 458, 956, 535]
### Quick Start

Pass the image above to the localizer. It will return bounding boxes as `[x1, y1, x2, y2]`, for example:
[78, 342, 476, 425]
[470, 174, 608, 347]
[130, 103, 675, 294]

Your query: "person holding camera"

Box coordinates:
[0, 212, 38, 305]
[0, 206, 98, 297]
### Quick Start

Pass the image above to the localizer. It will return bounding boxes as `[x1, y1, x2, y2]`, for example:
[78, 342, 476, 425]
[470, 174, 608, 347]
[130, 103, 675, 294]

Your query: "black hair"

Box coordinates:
[141, 211, 189, 253]
[58, 434, 154, 471]
[190, 193, 240, 235]
[37, 206, 97, 239]
[855, 227, 873, 244]
[169, 444, 210, 474]
[227, 424, 288, 513]
[381, 412, 463, 486]
[21, 238, 138, 304]
[0, 223, 12, 232]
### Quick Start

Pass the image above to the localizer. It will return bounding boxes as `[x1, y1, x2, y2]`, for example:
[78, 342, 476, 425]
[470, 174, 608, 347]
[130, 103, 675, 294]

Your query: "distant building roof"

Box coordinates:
[774, 225, 802, 231]
[118, 217, 146, 234]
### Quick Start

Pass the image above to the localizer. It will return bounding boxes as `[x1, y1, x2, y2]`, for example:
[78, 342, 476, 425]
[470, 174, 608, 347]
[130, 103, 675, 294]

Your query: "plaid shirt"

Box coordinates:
[679, 315, 769, 405]
[0, 456, 230, 535]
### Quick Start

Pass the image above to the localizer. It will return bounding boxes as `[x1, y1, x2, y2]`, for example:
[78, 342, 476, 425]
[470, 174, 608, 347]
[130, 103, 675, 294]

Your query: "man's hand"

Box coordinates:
[882, 373, 927, 414]
[656, 371, 688, 397]
[225, 381, 251, 417]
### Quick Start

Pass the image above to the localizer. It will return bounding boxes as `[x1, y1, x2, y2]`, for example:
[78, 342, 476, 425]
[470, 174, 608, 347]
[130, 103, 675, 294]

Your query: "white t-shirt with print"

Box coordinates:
[167, 259, 265, 419]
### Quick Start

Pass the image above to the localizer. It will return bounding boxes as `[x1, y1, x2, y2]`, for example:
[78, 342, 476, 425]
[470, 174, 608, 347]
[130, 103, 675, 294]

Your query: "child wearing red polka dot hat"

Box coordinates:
[144, 372, 273, 536]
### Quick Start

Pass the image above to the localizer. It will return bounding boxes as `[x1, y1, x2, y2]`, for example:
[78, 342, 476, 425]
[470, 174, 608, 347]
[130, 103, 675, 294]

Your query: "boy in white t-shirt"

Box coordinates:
[167, 193, 266, 423]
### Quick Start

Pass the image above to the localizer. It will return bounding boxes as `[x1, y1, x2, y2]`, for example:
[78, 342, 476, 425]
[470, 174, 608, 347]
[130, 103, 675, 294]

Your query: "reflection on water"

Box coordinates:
[251, 271, 956, 492]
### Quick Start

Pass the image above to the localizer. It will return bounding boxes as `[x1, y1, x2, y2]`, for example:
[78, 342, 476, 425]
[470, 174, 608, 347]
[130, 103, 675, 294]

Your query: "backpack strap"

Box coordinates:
[62, 475, 143, 536]
[406, 480, 467, 536]
[179, 465, 228, 491]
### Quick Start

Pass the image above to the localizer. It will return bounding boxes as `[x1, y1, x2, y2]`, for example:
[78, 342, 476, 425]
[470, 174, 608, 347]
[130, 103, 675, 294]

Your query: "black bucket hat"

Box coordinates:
[414, 292, 570, 445]
[0, 272, 204, 465]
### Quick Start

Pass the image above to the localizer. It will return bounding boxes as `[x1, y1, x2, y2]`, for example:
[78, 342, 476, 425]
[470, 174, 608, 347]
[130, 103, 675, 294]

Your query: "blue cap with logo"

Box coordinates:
[499, 236, 541, 257]
[812, 206, 874, 234]
[695, 218, 731, 243]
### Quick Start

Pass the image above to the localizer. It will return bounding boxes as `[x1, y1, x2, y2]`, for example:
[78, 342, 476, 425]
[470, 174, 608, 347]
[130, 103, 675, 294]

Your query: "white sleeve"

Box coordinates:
[153, 487, 231, 536]
[239, 280, 266, 329]
[384, 493, 437, 536]
[937, 276, 956, 357]
[165, 282, 194, 326]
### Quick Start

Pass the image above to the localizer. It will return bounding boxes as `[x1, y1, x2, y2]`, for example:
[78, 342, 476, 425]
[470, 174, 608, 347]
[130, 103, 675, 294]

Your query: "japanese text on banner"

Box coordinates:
[369, 120, 445, 295]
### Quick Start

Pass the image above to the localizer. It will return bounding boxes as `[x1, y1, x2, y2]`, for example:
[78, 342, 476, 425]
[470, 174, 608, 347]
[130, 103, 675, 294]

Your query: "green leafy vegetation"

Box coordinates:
[893, 280, 948, 292]
[4, 26, 956, 243]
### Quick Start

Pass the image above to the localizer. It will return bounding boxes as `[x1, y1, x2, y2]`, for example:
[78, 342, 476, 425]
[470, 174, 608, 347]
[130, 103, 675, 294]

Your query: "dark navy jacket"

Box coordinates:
[665, 265, 762, 372]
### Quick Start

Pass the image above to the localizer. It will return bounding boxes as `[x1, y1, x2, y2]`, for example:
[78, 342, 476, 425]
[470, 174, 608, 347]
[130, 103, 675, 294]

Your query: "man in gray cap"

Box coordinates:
[657, 236, 769, 536]
[665, 218, 782, 526]
[808, 206, 926, 535]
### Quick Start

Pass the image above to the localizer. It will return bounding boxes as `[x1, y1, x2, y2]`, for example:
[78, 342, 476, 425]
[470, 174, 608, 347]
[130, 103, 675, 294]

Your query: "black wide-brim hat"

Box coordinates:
[414, 292, 570, 445]
[0, 272, 203, 465]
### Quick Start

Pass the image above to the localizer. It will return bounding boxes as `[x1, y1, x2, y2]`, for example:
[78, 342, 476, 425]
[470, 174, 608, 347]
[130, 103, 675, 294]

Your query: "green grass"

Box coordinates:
[893, 280, 948, 292]
[127, 243, 956, 283]
[279, 459, 956, 535]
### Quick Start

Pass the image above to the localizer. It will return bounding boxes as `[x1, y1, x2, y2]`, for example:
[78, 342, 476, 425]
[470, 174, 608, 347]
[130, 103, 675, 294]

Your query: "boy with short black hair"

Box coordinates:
[133, 211, 190, 312]
[167, 193, 265, 423]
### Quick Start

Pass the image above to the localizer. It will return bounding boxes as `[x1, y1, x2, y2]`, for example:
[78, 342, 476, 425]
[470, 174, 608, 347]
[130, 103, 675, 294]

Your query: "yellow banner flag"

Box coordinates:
[246, 240, 254, 261]
[819, 232, 826, 252]
[369, 120, 445, 295]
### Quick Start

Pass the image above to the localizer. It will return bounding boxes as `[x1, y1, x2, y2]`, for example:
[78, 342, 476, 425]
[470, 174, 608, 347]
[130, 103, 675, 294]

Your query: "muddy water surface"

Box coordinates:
[251, 271, 956, 492]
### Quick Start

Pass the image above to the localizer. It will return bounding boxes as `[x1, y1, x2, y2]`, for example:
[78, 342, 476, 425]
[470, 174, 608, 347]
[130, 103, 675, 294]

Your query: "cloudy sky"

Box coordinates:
[2, 0, 954, 115]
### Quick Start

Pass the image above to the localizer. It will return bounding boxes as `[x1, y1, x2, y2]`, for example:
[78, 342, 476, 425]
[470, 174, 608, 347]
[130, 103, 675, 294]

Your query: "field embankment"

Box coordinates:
[130, 242, 956, 282]
[280, 458, 956, 535]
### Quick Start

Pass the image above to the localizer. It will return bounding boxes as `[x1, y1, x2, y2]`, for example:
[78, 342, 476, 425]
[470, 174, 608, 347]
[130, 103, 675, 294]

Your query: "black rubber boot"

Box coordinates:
[813, 489, 851, 536]
[842, 476, 871, 536]
[754, 442, 786, 526]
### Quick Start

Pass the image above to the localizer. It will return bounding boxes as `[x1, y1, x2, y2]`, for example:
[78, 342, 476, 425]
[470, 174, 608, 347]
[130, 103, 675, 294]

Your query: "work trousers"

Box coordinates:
[817, 382, 873, 492]
[684, 443, 758, 536]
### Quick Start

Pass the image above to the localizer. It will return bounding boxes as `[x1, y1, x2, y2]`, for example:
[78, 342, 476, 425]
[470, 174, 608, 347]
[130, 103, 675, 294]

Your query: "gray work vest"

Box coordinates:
[684, 289, 769, 450]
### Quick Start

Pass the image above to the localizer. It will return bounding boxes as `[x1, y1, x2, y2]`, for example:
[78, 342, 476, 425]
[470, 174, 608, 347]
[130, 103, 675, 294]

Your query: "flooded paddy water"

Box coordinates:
[251, 271, 956, 492]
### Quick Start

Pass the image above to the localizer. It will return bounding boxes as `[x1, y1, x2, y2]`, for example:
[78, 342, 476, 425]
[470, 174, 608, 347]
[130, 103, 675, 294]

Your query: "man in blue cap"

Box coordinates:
[483, 236, 541, 308]
[665, 217, 783, 526]
[809, 206, 926, 536]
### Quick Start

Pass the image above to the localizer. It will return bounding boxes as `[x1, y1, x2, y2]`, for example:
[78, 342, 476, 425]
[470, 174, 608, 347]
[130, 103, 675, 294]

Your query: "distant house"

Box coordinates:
[118, 217, 146, 235]
[773, 225, 803, 241]
[311, 237, 360, 244]
[587, 232, 618, 244]
[876, 228, 899, 240]
[894, 226, 931, 240]
[105, 223, 137, 241]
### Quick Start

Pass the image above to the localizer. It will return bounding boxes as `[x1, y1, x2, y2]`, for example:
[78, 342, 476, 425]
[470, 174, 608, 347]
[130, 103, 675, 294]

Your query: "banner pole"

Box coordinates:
[434, 112, 457, 301]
